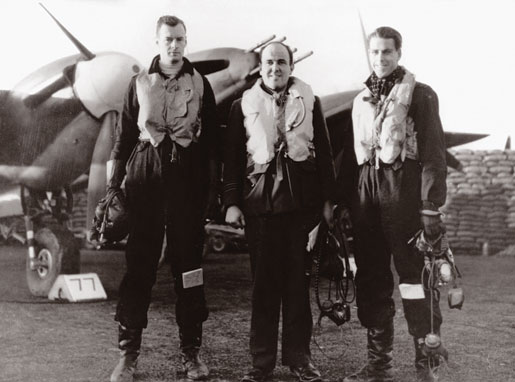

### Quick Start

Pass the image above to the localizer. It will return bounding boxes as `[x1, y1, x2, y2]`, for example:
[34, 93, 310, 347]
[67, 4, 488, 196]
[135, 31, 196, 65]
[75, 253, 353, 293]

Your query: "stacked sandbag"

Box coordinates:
[443, 149, 515, 255]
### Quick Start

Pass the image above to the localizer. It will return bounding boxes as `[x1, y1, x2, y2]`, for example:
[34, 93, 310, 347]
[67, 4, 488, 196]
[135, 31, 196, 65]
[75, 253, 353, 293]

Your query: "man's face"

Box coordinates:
[156, 23, 187, 65]
[368, 37, 401, 78]
[260, 44, 293, 92]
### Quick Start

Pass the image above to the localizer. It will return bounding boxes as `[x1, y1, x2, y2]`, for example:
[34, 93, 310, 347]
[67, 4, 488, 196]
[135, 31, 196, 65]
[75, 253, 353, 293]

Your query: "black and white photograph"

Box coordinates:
[0, 0, 513, 381]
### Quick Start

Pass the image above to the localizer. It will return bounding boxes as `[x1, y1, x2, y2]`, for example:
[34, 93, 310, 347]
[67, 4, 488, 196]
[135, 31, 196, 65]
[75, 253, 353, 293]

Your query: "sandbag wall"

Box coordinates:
[443, 149, 515, 256]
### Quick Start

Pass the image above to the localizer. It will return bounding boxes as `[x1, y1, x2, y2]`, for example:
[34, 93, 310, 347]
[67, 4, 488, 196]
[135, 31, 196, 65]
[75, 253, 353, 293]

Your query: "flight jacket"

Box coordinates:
[110, 56, 220, 207]
[223, 89, 337, 217]
[338, 81, 447, 211]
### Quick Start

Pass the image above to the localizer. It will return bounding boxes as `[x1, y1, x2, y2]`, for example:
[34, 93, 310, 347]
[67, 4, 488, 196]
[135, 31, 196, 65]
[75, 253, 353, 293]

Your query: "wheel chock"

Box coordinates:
[47, 273, 107, 302]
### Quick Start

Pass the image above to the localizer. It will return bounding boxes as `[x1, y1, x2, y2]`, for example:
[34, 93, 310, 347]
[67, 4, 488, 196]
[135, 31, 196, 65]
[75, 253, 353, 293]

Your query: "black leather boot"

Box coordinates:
[110, 324, 142, 382]
[343, 321, 394, 382]
[180, 323, 209, 380]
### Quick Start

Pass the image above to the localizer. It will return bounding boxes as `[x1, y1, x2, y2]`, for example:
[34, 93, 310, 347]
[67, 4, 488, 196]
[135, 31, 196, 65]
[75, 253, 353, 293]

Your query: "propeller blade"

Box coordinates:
[23, 65, 75, 109]
[39, 3, 95, 60]
[86, 111, 116, 232]
[358, 10, 372, 74]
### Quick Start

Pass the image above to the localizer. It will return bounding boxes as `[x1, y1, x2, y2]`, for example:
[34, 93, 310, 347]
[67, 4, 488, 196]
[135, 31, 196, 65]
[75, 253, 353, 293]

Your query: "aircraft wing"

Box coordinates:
[320, 90, 359, 162]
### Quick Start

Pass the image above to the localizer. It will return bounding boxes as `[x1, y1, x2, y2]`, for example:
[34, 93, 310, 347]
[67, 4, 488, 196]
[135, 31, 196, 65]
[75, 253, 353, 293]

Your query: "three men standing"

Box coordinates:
[107, 15, 220, 382]
[341, 27, 448, 382]
[103, 16, 448, 382]
[223, 42, 336, 382]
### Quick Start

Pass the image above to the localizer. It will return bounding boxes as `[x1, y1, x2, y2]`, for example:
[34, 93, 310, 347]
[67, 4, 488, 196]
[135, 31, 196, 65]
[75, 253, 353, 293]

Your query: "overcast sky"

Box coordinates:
[1, 0, 513, 149]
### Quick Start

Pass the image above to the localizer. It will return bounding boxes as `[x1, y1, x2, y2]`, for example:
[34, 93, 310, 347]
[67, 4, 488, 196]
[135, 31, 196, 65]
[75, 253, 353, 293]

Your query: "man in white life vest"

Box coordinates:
[223, 42, 336, 382]
[340, 27, 448, 382]
[106, 16, 220, 382]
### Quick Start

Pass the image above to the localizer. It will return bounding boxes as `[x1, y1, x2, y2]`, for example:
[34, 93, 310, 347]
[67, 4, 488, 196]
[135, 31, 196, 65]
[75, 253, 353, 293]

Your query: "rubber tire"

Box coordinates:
[26, 225, 81, 297]
[210, 235, 227, 253]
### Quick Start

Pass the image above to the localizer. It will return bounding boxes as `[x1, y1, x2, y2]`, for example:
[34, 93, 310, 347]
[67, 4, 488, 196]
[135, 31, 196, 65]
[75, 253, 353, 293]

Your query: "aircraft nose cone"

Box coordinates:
[73, 52, 142, 118]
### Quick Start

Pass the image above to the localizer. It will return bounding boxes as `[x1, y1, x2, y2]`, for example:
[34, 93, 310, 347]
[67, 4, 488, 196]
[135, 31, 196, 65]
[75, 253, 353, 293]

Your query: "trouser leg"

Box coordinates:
[166, 182, 209, 351]
[281, 211, 317, 367]
[376, 162, 443, 380]
[351, 164, 395, 329]
[377, 161, 442, 340]
[115, 202, 165, 329]
[344, 164, 396, 382]
[245, 215, 282, 372]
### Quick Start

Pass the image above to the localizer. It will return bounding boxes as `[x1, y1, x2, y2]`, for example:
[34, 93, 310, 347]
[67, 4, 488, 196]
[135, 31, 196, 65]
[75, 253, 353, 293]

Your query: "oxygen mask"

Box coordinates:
[410, 229, 464, 310]
[319, 299, 351, 326]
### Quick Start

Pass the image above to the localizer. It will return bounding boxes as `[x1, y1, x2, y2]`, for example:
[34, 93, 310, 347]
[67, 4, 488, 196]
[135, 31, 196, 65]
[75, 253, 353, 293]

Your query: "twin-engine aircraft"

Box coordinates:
[0, 4, 486, 296]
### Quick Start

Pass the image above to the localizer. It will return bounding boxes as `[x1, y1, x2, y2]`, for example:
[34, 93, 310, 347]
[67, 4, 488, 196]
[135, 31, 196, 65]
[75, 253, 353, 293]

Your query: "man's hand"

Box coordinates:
[421, 211, 442, 239]
[225, 205, 245, 228]
[322, 200, 335, 229]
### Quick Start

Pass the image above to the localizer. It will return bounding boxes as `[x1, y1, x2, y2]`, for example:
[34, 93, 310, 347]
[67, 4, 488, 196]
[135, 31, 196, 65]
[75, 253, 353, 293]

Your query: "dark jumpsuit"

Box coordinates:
[341, 81, 447, 340]
[111, 56, 220, 350]
[223, 87, 336, 371]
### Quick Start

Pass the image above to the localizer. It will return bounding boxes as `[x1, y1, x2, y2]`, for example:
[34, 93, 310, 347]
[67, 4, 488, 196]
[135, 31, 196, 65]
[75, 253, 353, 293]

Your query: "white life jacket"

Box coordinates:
[352, 69, 418, 167]
[241, 77, 315, 165]
[135, 68, 204, 147]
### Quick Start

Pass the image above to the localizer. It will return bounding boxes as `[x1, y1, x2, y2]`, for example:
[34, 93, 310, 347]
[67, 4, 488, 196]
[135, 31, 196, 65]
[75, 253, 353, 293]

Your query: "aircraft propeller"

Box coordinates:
[33, 4, 142, 232]
[39, 3, 95, 60]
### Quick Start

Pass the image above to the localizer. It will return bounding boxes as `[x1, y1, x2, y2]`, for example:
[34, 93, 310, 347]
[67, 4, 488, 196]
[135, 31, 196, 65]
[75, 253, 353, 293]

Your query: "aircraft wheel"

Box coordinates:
[26, 225, 80, 297]
[210, 235, 227, 253]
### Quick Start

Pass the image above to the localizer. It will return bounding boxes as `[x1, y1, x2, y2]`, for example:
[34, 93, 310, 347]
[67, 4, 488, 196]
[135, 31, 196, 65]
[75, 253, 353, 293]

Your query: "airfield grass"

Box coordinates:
[0, 247, 514, 381]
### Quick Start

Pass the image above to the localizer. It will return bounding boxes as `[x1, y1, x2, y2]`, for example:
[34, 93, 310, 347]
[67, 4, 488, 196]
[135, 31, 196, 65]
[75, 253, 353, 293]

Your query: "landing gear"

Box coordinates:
[26, 225, 80, 296]
[21, 186, 81, 297]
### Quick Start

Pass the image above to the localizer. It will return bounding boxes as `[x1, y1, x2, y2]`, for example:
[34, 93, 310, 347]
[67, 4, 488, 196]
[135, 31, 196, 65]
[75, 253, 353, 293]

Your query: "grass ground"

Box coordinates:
[0, 246, 514, 381]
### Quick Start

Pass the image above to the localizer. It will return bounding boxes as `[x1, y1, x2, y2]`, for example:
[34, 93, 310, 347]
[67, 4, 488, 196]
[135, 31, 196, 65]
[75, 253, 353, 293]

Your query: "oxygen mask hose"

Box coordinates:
[410, 229, 462, 372]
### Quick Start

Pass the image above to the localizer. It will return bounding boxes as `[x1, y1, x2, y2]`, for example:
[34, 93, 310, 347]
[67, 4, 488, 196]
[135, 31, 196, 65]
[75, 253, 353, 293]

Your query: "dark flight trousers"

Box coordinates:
[351, 159, 442, 339]
[244, 210, 318, 371]
[115, 137, 208, 350]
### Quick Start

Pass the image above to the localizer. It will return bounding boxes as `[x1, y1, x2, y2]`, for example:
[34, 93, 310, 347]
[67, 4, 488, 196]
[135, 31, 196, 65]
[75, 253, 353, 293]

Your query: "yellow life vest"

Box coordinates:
[241, 77, 315, 165]
[352, 69, 418, 167]
[135, 68, 204, 147]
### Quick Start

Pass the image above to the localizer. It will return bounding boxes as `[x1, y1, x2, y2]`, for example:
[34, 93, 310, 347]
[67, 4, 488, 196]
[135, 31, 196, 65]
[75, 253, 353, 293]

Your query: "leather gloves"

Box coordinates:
[421, 210, 443, 240]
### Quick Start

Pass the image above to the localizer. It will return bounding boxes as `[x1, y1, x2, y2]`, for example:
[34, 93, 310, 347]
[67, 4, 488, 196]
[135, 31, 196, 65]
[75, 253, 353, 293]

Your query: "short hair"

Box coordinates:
[368, 26, 402, 50]
[156, 15, 187, 35]
[259, 42, 294, 66]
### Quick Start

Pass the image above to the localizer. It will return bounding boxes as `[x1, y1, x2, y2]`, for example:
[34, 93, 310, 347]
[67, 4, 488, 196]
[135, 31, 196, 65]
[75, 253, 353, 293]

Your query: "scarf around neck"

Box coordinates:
[365, 66, 405, 100]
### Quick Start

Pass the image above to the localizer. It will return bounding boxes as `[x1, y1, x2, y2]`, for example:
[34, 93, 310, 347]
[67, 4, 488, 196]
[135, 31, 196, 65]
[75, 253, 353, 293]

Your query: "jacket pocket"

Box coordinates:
[170, 89, 191, 119]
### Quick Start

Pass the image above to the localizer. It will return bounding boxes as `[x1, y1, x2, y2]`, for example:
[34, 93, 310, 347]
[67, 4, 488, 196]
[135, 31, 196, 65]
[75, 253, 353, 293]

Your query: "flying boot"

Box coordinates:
[110, 324, 142, 382]
[414, 336, 448, 382]
[342, 321, 394, 382]
[180, 323, 209, 380]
